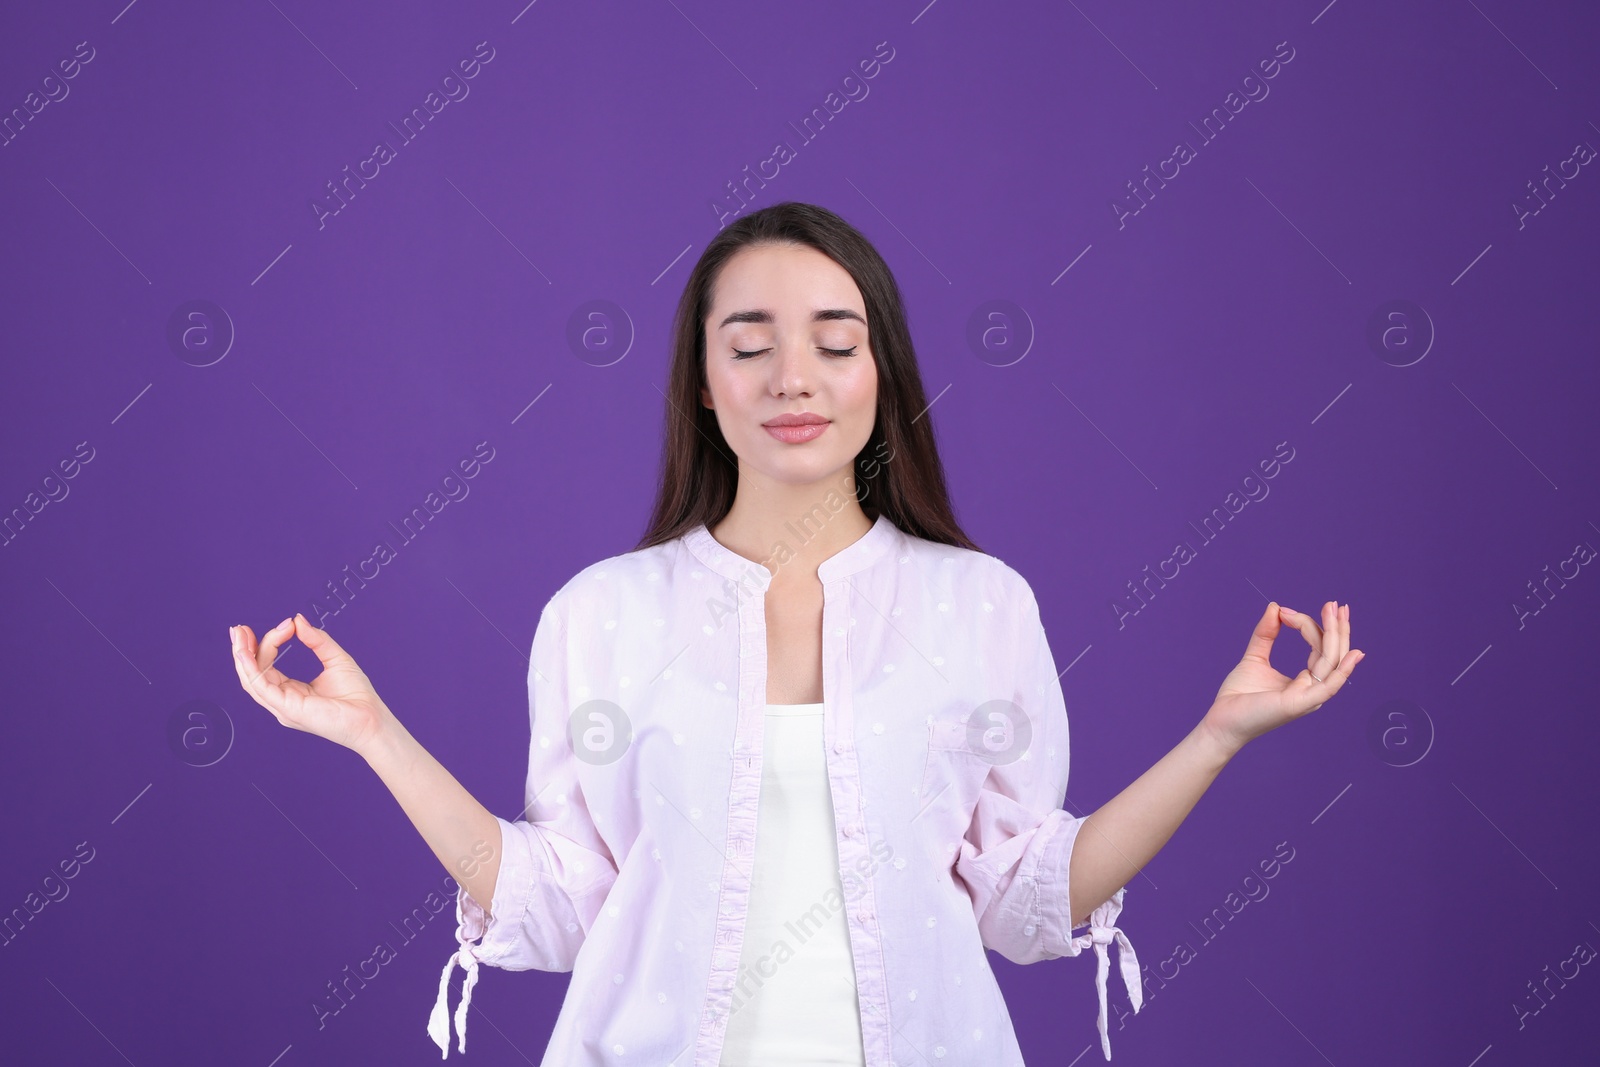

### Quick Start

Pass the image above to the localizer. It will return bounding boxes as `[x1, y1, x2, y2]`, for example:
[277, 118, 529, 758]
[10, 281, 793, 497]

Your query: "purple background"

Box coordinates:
[3, 0, 1597, 1064]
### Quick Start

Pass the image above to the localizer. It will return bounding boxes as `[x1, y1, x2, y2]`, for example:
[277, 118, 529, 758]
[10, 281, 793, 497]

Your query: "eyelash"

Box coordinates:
[731, 346, 857, 360]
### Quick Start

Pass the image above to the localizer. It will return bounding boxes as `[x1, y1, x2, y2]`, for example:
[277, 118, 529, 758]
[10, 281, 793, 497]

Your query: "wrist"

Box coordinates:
[1193, 712, 1245, 766]
[358, 705, 412, 770]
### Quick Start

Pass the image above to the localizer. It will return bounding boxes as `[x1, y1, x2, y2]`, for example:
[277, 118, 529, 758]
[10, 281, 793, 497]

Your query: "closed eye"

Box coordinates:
[731, 346, 858, 360]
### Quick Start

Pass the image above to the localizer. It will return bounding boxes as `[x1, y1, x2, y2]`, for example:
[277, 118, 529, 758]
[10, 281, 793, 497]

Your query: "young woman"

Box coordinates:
[229, 202, 1362, 1065]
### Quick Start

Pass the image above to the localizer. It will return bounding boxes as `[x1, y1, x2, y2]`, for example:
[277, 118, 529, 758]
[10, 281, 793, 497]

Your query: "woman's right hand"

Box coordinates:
[229, 613, 391, 756]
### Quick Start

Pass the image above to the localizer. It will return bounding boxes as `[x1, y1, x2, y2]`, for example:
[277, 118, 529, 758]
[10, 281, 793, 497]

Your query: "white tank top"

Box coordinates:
[717, 702, 867, 1066]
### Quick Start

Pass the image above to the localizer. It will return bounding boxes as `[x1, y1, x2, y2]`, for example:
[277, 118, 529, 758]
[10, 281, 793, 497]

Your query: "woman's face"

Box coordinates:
[700, 242, 879, 493]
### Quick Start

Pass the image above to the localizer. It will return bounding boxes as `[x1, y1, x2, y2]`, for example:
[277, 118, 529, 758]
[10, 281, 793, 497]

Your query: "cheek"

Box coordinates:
[718, 374, 763, 412]
[844, 361, 878, 412]
[706, 374, 764, 433]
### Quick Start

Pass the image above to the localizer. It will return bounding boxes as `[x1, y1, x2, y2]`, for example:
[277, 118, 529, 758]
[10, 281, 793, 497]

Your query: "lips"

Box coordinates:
[762, 413, 829, 427]
[763, 420, 829, 444]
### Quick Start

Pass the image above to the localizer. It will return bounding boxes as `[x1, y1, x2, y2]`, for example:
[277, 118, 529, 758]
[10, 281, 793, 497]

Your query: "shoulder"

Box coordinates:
[890, 526, 1036, 615]
[540, 535, 695, 627]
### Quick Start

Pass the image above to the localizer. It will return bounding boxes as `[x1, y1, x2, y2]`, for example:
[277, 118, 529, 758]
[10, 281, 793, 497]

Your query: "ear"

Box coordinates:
[700, 385, 713, 409]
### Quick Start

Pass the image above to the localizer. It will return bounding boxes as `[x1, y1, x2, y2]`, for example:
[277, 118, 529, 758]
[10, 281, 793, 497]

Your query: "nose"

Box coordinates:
[770, 339, 815, 399]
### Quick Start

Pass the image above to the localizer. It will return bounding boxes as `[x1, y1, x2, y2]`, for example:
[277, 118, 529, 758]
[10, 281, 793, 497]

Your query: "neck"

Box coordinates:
[711, 479, 872, 583]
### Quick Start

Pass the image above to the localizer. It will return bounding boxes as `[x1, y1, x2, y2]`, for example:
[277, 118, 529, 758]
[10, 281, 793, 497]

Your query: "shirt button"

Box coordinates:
[833, 741, 845, 753]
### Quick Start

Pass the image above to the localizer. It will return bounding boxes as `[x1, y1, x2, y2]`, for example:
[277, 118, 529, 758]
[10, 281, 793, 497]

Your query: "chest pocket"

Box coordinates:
[918, 718, 986, 819]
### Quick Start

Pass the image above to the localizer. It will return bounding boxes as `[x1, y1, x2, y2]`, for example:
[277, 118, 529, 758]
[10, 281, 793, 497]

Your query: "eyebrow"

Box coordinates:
[717, 308, 866, 329]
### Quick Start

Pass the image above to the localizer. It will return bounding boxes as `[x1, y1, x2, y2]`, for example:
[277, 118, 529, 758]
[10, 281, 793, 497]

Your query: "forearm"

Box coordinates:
[1067, 719, 1238, 926]
[359, 708, 505, 918]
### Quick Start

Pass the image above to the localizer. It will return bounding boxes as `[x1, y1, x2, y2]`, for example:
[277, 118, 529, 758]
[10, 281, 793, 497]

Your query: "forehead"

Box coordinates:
[708, 243, 866, 326]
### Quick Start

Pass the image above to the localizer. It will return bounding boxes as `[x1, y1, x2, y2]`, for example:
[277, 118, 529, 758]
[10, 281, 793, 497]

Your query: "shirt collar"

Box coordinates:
[683, 512, 899, 590]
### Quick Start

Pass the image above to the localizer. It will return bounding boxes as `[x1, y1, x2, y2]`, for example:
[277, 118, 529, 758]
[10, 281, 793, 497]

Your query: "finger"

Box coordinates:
[1309, 647, 1362, 697]
[254, 616, 295, 674]
[1277, 606, 1323, 660]
[292, 612, 352, 671]
[1242, 601, 1284, 663]
[1312, 600, 1346, 681]
[1343, 600, 1365, 676]
[229, 626, 288, 718]
[1336, 603, 1351, 668]
[238, 623, 258, 660]
[1313, 600, 1341, 679]
[235, 625, 285, 689]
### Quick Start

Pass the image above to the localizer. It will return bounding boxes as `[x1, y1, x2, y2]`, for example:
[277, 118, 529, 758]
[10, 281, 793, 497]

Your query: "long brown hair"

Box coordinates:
[634, 201, 981, 555]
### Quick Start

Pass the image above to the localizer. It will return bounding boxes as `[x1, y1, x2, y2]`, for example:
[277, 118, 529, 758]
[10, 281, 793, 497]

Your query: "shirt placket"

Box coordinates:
[692, 558, 894, 1067]
[822, 574, 892, 1066]
[694, 573, 770, 1065]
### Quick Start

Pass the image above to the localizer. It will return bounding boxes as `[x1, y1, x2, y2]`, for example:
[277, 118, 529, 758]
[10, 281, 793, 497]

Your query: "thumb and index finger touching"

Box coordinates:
[229, 612, 351, 710]
[1241, 600, 1287, 664]
[1244, 600, 1366, 687]
[290, 612, 353, 670]
[1242, 600, 1363, 669]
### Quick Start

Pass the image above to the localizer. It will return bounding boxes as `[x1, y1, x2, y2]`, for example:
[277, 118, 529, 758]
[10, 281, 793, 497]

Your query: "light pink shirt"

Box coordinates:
[427, 513, 1143, 1064]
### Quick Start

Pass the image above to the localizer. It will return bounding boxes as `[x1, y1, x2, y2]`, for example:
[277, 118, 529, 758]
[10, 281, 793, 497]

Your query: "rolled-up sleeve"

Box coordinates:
[428, 593, 620, 1057]
[953, 573, 1142, 1059]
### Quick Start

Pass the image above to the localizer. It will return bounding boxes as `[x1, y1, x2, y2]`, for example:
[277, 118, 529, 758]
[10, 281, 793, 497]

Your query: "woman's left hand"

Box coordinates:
[1200, 601, 1365, 756]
